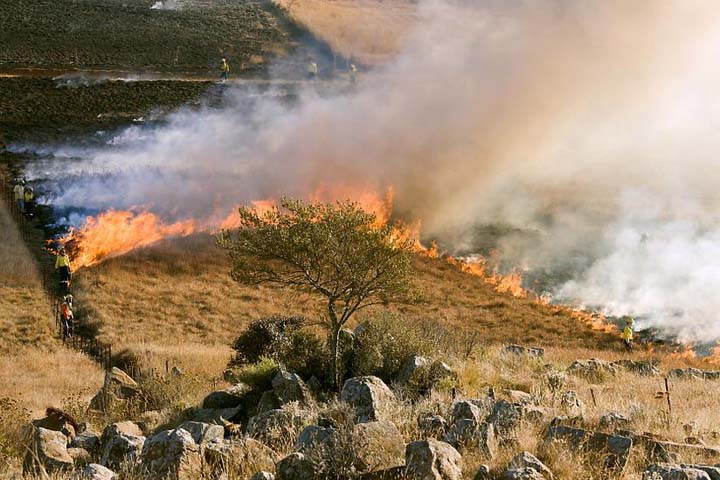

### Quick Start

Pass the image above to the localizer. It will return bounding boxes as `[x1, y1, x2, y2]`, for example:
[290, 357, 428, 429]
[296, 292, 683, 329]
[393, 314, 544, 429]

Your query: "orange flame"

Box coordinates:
[669, 344, 697, 361]
[60, 210, 196, 269]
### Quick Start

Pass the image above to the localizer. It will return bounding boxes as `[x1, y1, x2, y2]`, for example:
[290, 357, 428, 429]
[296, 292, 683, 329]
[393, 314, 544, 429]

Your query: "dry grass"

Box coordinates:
[73, 233, 620, 380]
[274, 0, 419, 65]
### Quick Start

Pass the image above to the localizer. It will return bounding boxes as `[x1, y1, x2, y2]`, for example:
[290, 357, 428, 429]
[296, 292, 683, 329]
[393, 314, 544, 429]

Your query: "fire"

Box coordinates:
[706, 342, 720, 365]
[309, 183, 394, 227]
[669, 344, 698, 361]
[60, 210, 196, 269]
[444, 255, 529, 299]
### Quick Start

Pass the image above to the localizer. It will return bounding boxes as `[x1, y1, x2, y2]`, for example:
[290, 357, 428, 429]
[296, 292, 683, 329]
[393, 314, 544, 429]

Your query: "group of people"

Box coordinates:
[218, 57, 358, 83]
[13, 178, 35, 217]
[56, 247, 74, 339]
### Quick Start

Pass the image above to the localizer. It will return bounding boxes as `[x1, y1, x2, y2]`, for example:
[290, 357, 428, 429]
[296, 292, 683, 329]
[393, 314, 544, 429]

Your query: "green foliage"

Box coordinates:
[230, 316, 329, 381]
[233, 357, 281, 391]
[351, 312, 435, 383]
[218, 198, 416, 387]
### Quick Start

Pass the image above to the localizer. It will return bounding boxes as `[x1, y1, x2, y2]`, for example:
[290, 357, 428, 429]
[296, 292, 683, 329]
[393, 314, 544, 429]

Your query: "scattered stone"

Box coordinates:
[599, 411, 632, 430]
[72, 429, 101, 455]
[503, 468, 547, 479]
[508, 452, 553, 479]
[451, 400, 482, 423]
[190, 405, 242, 426]
[257, 390, 281, 414]
[613, 359, 661, 376]
[643, 463, 712, 480]
[505, 345, 545, 358]
[559, 391, 585, 419]
[405, 439, 462, 480]
[68, 447, 92, 466]
[340, 376, 396, 423]
[352, 421, 405, 473]
[177, 421, 224, 447]
[100, 433, 145, 469]
[546, 425, 632, 473]
[33, 408, 78, 441]
[251, 473, 276, 480]
[23, 427, 74, 475]
[487, 400, 523, 436]
[202, 383, 253, 409]
[141, 428, 202, 480]
[684, 422, 700, 437]
[681, 465, 720, 480]
[272, 371, 314, 407]
[101, 421, 143, 446]
[171, 366, 183, 377]
[567, 359, 619, 380]
[474, 464, 491, 480]
[294, 425, 337, 453]
[276, 452, 318, 480]
[78, 463, 117, 480]
[545, 371, 568, 393]
[247, 407, 315, 450]
[396, 355, 430, 386]
[418, 414, 448, 439]
[204, 438, 278, 478]
[137, 410, 167, 434]
[503, 389, 534, 405]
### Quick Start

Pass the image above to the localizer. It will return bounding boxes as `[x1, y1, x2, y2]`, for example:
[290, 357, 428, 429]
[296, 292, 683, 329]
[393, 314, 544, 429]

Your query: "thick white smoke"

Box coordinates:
[20, 0, 720, 340]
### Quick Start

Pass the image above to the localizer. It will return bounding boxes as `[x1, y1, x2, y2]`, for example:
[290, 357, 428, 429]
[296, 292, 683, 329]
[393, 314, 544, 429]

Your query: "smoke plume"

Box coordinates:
[20, 0, 720, 341]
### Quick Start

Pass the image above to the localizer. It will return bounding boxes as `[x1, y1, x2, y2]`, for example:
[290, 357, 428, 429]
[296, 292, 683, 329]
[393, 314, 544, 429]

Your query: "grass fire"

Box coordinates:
[5, 1, 720, 479]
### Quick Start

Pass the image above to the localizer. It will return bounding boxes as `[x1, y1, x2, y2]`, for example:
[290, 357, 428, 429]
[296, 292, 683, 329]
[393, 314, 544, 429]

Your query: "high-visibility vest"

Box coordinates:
[221, 62, 230, 72]
[24, 190, 34, 201]
[14, 185, 24, 200]
[56, 255, 70, 268]
[621, 326, 633, 342]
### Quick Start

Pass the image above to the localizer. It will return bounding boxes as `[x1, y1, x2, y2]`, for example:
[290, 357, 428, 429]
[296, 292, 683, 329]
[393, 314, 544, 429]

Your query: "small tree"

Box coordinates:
[218, 198, 415, 388]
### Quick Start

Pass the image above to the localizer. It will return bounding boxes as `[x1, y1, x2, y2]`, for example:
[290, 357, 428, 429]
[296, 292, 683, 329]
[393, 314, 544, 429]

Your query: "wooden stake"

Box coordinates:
[664, 377, 672, 415]
[590, 388, 597, 407]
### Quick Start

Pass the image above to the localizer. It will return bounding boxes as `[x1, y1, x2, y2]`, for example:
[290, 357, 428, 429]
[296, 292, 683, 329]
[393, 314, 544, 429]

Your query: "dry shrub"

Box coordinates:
[0, 398, 31, 465]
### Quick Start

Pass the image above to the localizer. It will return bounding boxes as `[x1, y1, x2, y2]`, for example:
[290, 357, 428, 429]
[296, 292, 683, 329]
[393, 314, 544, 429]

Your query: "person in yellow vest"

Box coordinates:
[621, 317, 634, 352]
[220, 58, 230, 82]
[56, 247, 72, 289]
[13, 179, 25, 214]
[23, 186, 35, 217]
[307, 58, 318, 80]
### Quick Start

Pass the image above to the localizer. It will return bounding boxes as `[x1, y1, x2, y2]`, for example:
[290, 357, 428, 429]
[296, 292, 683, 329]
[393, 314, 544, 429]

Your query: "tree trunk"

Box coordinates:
[328, 303, 342, 390]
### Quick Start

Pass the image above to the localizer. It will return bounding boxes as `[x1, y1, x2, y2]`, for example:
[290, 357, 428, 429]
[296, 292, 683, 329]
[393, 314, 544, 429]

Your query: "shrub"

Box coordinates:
[233, 357, 281, 391]
[230, 316, 330, 382]
[0, 397, 31, 464]
[351, 312, 435, 383]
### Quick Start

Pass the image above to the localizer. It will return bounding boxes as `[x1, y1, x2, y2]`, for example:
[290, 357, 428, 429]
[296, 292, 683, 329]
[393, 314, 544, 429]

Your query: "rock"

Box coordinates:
[559, 391, 585, 418]
[505, 345, 545, 358]
[204, 438, 278, 478]
[90, 368, 141, 410]
[545, 371, 568, 393]
[477, 422, 498, 458]
[396, 355, 430, 386]
[352, 421, 405, 473]
[508, 452, 553, 479]
[428, 360, 455, 383]
[247, 407, 315, 450]
[138, 410, 167, 434]
[202, 383, 253, 409]
[33, 408, 78, 441]
[177, 421, 224, 446]
[251, 473, 276, 480]
[487, 400, 523, 436]
[503, 468, 547, 479]
[171, 366, 183, 377]
[257, 390, 281, 414]
[68, 447, 92, 466]
[546, 425, 632, 473]
[341, 376, 396, 423]
[276, 452, 318, 480]
[681, 465, 720, 480]
[504, 389, 534, 405]
[474, 464, 491, 480]
[100, 433, 145, 469]
[418, 414, 448, 439]
[72, 429, 101, 455]
[567, 359, 619, 380]
[141, 428, 201, 480]
[189, 405, 242, 425]
[295, 425, 337, 453]
[599, 411, 632, 430]
[613, 359, 661, 376]
[272, 371, 314, 407]
[78, 463, 117, 480]
[643, 463, 712, 480]
[23, 427, 74, 475]
[101, 421, 143, 446]
[405, 439, 462, 480]
[451, 400, 482, 423]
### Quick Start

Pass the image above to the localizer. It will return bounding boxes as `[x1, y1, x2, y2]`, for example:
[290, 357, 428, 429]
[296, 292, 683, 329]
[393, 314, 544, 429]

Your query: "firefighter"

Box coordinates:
[349, 63, 358, 84]
[220, 58, 230, 82]
[60, 294, 74, 340]
[23, 185, 35, 217]
[621, 317, 634, 352]
[56, 247, 72, 289]
[13, 179, 25, 214]
[307, 57, 318, 80]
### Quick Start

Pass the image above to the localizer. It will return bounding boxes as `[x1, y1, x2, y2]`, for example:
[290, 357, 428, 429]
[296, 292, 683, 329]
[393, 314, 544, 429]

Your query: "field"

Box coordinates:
[0, 0, 290, 73]
[273, 0, 418, 65]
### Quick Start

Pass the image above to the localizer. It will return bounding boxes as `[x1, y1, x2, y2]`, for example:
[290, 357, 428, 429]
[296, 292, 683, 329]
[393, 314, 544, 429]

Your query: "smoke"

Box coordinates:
[20, 0, 720, 340]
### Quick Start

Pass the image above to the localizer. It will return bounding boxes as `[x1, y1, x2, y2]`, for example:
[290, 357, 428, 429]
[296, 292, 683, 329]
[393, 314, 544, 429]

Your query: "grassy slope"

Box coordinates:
[0, 200, 103, 416]
[74, 234, 619, 380]
[0, 0, 289, 72]
[273, 0, 418, 65]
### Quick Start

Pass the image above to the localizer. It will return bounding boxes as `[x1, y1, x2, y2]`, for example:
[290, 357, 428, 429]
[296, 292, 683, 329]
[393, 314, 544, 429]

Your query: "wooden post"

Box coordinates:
[664, 377, 672, 415]
[590, 388, 597, 407]
[165, 360, 169, 376]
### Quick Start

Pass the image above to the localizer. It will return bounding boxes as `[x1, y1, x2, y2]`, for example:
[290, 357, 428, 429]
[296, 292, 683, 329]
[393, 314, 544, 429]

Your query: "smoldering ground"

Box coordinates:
[17, 0, 720, 341]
